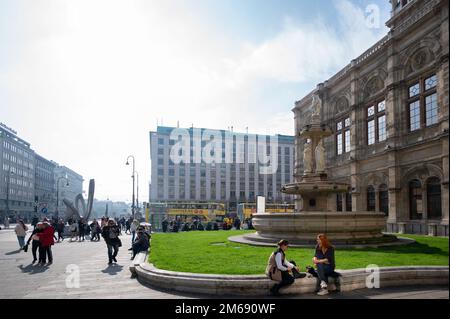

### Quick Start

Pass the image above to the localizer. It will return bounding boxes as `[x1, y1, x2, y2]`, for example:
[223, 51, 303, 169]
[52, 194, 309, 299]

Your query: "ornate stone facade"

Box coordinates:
[293, 0, 449, 235]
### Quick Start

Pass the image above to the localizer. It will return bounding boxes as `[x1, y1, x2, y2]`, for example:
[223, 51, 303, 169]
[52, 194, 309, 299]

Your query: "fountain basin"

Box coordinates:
[247, 212, 400, 246]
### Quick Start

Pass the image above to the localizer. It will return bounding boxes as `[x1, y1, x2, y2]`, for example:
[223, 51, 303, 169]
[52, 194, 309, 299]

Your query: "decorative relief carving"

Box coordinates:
[364, 76, 385, 99]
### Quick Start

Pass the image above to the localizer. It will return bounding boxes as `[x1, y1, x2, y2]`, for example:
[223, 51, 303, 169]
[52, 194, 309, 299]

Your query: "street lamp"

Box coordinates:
[134, 171, 139, 218]
[56, 175, 69, 220]
[126, 155, 135, 219]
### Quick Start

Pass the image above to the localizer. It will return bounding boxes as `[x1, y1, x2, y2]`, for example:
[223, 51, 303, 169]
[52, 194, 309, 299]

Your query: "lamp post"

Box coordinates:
[134, 171, 139, 219]
[56, 175, 69, 220]
[126, 155, 135, 219]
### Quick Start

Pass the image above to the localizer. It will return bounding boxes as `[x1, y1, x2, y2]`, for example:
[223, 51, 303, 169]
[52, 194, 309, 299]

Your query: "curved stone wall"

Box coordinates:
[133, 263, 448, 297]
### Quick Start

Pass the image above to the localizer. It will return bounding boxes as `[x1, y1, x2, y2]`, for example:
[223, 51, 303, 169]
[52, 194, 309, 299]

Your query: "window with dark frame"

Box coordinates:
[408, 74, 438, 131]
[336, 117, 351, 155]
[367, 100, 386, 145]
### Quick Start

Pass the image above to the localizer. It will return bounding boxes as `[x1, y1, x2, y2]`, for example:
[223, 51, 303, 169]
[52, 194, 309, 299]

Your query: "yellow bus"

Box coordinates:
[166, 202, 226, 222]
[237, 202, 295, 220]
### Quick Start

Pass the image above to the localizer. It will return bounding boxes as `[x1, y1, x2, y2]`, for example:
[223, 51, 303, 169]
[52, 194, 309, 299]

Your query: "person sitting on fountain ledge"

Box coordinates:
[266, 239, 306, 296]
[307, 234, 341, 296]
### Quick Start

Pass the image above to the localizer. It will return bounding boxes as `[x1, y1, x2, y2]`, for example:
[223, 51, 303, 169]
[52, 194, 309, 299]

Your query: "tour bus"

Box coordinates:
[166, 201, 226, 223]
[148, 201, 226, 230]
[237, 202, 295, 221]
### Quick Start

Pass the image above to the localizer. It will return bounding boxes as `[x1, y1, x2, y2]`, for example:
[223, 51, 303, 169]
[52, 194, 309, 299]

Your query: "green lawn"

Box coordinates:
[149, 230, 449, 275]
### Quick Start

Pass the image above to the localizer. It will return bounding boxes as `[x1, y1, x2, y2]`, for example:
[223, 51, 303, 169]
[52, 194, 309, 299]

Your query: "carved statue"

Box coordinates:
[303, 142, 313, 173]
[312, 94, 321, 118]
[315, 140, 326, 173]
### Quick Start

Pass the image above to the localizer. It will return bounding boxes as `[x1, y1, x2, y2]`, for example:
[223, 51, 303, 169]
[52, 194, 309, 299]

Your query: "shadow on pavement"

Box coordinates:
[6, 249, 22, 255]
[18, 264, 49, 274]
[101, 264, 124, 275]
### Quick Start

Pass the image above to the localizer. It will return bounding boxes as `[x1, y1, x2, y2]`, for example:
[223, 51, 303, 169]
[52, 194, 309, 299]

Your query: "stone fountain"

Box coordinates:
[231, 94, 404, 247]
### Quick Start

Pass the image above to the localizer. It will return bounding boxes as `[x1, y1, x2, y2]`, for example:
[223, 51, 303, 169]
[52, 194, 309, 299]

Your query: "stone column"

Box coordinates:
[342, 194, 347, 212]
[375, 190, 380, 212]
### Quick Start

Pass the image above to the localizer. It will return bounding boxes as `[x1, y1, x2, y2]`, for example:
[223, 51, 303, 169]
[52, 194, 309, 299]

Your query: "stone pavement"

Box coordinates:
[0, 225, 448, 299]
[0, 224, 193, 299]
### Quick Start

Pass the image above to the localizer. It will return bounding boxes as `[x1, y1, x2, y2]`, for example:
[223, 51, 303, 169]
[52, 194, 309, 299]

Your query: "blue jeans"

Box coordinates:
[131, 231, 136, 243]
[316, 263, 334, 284]
[17, 236, 25, 248]
[107, 244, 119, 262]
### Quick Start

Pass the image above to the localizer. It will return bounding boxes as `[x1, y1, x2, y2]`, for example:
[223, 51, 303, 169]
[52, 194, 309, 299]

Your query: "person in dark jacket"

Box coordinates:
[25, 222, 44, 264]
[129, 227, 150, 259]
[312, 234, 340, 296]
[90, 220, 101, 241]
[78, 218, 86, 241]
[56, 219, 65, 242]
[101, 219, 121, 264]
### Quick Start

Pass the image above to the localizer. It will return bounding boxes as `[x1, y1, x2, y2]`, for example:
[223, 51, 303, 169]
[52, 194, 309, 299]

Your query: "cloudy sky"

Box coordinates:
[0, 0, 390, 202]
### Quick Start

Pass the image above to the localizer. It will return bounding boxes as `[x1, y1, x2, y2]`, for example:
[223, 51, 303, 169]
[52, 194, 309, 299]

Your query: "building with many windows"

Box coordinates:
[293, 0, 448, 235]
[0, 123, 36, 220]
[34, 154, 57, 215]
[149, 126, 295, 212]
[1, 122, 84, 221]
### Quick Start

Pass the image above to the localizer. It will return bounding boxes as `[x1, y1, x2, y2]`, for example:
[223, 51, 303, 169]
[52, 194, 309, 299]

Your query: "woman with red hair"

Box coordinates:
[313, 234, 336, 295]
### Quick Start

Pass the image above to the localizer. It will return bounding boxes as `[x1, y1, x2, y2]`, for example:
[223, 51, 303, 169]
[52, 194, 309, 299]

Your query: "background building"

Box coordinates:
[0, 122, 84, 221]
[293, 0, 448, 235]
[0, 123, 36, 221]
[34, 154, 57, 216]
[149, 126, 295, 212]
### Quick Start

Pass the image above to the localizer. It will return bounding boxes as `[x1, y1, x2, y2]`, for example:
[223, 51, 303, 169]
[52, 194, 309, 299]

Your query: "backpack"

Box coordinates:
[265, 251, 282, 282]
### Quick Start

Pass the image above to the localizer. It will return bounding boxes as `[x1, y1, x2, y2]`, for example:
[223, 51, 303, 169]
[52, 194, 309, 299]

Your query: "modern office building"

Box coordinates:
[293, 0, 448, 235]
[0, 123, 36, 220]
[0, 122, 84, 221]
[149, 126, 295, 211]
[34, 154, 57, 215]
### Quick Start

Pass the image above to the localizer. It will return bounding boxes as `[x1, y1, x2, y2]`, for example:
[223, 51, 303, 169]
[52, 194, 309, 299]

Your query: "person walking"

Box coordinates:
[125, 217, 132, 234]
[25, 222, 44, 264]
[69, 220, 78, 242]
[90, 220, 101, 241]
[56, 219, 65, 242]
[4, 216, 10, 229]
[38, 221, 55, 266]
[78, 218, 86, 242]
[15, 219, 28, 249]
[130, 219, 139, 243]
[101, 219, 122, 264]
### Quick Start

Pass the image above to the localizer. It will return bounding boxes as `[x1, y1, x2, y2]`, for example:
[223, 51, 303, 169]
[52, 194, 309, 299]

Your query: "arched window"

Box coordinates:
[379, 184, 389, 216]
[409, 180, 423, 220]
[427, 177, 442, 219]
[367, 186, 376, 211]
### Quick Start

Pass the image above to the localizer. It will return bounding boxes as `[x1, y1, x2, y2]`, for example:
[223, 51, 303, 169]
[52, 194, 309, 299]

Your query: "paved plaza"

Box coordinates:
[0, 225, 448, 299]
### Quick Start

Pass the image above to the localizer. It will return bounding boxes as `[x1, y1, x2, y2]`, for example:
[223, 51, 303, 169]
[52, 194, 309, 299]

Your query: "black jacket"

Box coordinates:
[101, 225, 121, 245]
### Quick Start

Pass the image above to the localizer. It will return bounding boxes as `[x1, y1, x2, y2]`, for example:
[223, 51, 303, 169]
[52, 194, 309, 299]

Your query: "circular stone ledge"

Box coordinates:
[133, 263, 449, 297]
[228, 233, 416, 248]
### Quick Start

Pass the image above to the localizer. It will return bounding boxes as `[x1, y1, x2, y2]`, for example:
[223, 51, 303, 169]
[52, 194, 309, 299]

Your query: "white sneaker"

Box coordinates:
[317, 288, 329, 296]
[320, 281, 328, 289]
